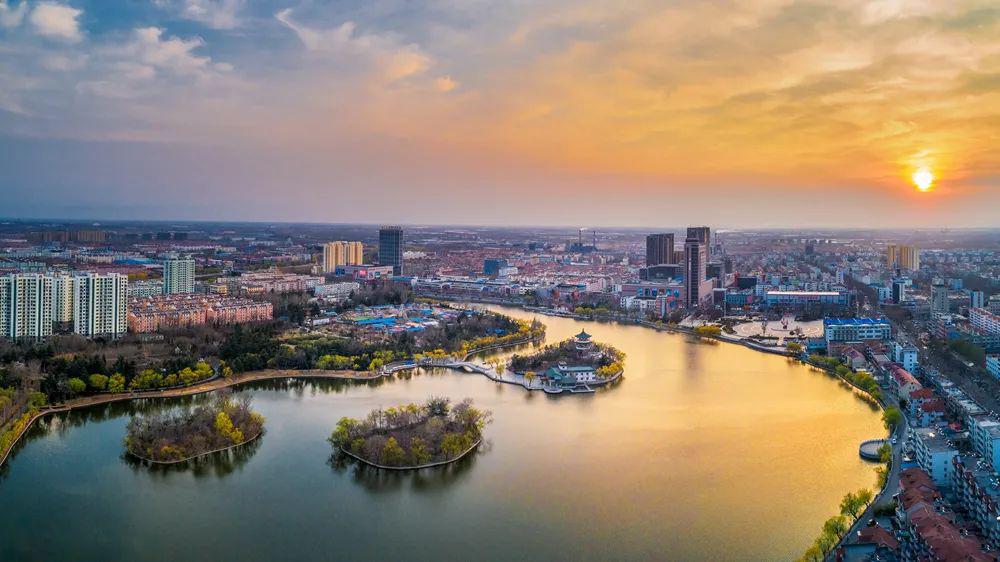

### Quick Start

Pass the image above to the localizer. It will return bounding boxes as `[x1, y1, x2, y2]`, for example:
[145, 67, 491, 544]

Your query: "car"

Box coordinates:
[891, 437, 897, 445]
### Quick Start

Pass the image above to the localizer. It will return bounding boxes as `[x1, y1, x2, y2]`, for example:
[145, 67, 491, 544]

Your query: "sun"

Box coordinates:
[912, 168, 934, 191]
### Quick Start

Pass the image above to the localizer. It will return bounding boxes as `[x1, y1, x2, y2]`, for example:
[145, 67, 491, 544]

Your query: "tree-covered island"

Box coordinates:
[124, 394, 265, 463]
[330, 397, 491, 469]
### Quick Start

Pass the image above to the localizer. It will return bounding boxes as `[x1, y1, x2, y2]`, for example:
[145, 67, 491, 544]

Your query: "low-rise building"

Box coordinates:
[824, 317, 892, 350]
[128, 294, 272, 333]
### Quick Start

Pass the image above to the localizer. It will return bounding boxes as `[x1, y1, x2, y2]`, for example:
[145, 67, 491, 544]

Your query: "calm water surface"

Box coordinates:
[0, 307, 883, 561]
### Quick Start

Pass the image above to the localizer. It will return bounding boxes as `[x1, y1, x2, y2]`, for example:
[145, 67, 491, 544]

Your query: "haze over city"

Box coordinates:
[2, 0, 998, 226]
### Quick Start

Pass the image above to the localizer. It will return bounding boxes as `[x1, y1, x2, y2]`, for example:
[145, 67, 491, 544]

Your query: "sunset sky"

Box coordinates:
[1, 0, 997, 227]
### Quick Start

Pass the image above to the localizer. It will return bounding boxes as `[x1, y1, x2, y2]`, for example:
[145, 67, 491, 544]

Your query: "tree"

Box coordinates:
[839, 492, 864, 519]
[67, 377, 86, 396]
[882, 406, 902, 430]
[856, 488, 874, 508]
[786, 342, 804, 354]
[381, 437, 406, 466]
[822, 515, 849, 539]
[88, 373, 109, 391]
[108, 373, 126, 393]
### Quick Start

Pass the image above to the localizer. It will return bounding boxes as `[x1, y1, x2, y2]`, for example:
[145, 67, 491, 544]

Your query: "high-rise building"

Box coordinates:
[378, 226, 403, 275]
[886, 243, 920, 271]
[645, 233, 675, 266]
[52, 274, 76, 326]
[0, 274, 53, 339]
[163, 257, 195, 294]
[684, 236, 708, 308]
[74, 273, 128, 337]
[970, 290, 985, 310]
[322, 241, 363, 273]
[931, 284, 950, 314]
[892, 280, 907, 304]
[686, 226, 711, 260]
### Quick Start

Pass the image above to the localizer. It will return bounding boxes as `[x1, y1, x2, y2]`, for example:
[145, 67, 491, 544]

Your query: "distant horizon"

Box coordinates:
[3, 215, 999, 233]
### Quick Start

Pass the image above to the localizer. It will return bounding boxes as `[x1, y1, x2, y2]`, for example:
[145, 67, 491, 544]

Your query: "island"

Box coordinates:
[330, 397, 491, 469]
[124, 394, 265, 464]
[507, 330, 625, 393]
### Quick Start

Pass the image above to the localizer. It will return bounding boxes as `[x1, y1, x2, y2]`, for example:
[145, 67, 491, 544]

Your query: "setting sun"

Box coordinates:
[912, 168, 934, 191]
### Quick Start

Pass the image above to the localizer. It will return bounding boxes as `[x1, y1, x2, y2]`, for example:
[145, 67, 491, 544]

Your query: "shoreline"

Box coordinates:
[126, 429, 265, 465]
[338, 439, 482, 471]
[0, 336, 541, 470]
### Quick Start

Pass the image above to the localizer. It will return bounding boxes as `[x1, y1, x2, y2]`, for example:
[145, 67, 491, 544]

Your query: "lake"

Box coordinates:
[0, 306, 883, 560]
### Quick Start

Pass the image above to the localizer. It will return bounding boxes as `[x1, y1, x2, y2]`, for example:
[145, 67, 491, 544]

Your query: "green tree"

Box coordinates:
[822, 515, 849, 539]
[107, 373, 126, 393]
[381, 437, 406, 466]
[882, 406, 902, 430]
[67, 377, 87, 396]
[88, 373, 109, 391]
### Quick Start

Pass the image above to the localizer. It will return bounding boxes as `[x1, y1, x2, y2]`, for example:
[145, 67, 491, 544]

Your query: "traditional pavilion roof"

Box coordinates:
[575, 330, 592, 341]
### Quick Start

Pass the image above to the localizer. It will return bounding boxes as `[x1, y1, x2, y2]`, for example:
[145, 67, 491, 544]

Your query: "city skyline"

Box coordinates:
[1, 1, 998, 226]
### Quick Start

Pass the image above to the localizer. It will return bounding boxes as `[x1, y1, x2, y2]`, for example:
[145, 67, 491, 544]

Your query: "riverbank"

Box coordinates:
[339, 439, 482, 471]
[0, 333, 544, 470]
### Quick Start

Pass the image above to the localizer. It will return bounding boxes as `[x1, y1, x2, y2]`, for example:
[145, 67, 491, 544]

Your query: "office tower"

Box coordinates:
[686, 226, 711, 260]
[931, 284, 949, 314]
[163, 257, 196, 294]
[52, 274, 76, 326]
[684, 237, 707, 308]
[886, 243, 920, 271]
[0, 274, 53, 339]
[74, 273, 128, 337]
[645, 233, 675, 266]
[322, 241, 363, 273]
[379, 225, 403, 275]
[969, 290, 985, 310]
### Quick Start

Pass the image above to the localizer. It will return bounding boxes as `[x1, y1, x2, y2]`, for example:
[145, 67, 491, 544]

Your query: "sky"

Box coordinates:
[0, 0, 997, 228]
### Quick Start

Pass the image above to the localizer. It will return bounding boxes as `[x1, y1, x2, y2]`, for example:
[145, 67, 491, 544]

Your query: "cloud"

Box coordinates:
[28, 2, 82, 43]
[181, 0, 244, 30]
[0, 0, 26, 28]
[434, 75, 458, 92]
[275, 8, 433, 83]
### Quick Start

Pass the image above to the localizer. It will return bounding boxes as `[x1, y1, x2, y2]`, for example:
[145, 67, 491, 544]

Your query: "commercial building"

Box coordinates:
[163, 257, 195, 294]
[74, 273, 128, 337]
[128, 294, 273, 333]
[685, 226, 710, 257]
[823, 317, 892, 348]
[0, 273, 53, 339]
[322, 241, 363, 273]
[763, 290, 851, 311]
[684, 236, 711, 308]
[988, 355, 1000, 380]
[645, 233, 675, 266]
[334, 264, 395, 281]
[378, 225, 403, 275]
[887, 243, 920, 271]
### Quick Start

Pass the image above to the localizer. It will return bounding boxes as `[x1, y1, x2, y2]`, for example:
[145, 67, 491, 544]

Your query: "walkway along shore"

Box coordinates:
[126, 429, 265, 465]
[0, 335, 544, 470]
[338, 439, 482, 471]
